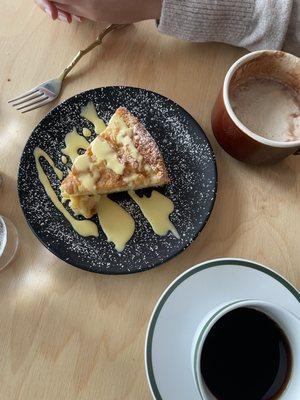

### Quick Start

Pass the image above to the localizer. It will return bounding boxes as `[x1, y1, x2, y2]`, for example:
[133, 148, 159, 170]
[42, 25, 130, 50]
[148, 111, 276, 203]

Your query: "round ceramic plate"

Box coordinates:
[145, 258, 300, 399]
[18, 87, 217, 274]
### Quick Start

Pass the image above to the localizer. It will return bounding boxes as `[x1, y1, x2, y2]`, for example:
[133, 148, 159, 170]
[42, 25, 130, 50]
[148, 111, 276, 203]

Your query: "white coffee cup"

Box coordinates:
[191, 299, 300, 399]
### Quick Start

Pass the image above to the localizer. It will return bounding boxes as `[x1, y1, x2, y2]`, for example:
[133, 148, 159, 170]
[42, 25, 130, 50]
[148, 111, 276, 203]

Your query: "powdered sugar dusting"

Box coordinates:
[18, 87, 217, 274]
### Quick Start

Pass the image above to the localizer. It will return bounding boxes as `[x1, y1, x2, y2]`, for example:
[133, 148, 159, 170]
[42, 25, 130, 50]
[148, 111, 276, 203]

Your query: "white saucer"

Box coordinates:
[145, 258, 300, 400]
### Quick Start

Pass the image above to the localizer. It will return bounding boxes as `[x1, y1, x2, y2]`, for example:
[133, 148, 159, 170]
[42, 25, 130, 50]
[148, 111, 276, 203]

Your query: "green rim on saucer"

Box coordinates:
[146, 259, 300, 400]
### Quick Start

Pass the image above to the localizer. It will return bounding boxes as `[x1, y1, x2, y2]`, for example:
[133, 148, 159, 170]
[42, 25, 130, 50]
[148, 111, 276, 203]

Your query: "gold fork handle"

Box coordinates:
[58, 24, 129, 81]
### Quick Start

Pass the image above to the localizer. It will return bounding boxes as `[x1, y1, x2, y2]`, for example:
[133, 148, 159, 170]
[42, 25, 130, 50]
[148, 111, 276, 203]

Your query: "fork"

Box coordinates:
[8, 24, 128, 113]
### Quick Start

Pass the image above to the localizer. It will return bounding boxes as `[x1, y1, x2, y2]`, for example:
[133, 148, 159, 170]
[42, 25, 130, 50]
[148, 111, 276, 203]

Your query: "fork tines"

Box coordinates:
[8, 88, 50, 113]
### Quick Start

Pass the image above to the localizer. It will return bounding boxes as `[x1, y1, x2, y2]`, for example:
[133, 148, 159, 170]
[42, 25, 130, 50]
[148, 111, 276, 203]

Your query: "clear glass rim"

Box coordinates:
[0, 215, 8, 258]
[0, 216, 19, 271]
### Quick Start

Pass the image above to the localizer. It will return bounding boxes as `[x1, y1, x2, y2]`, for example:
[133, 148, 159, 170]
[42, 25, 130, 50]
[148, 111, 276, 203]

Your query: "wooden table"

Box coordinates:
[1, 2, 299, 399]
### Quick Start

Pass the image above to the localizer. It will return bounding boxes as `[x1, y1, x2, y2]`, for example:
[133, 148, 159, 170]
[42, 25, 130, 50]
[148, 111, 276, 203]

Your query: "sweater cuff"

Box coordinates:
[158, 0, 255, 44]
[158, 0, 294, 52]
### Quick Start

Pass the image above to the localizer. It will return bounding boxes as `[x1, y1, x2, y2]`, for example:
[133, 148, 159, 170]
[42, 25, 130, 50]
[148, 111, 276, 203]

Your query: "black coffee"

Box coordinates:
[200, 307, 291, 400]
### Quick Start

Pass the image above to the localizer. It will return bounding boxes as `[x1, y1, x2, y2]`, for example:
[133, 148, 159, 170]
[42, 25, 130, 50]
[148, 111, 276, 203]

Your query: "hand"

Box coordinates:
[34, 0, 81, 23]
[35, 0, 162, 23]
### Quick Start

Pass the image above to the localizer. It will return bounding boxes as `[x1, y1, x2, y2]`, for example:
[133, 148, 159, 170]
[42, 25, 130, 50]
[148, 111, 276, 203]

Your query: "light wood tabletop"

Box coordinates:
[1, 2, 300, 399]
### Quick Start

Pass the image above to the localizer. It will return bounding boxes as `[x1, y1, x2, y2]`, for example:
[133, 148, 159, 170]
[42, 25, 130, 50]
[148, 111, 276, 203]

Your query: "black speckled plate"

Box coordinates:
[18, 87, 217, 274]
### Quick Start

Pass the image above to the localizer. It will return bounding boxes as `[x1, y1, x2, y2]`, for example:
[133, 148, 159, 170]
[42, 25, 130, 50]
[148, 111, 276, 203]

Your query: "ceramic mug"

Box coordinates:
[191, 299, 300, 399]
[211, 50, 300, 165]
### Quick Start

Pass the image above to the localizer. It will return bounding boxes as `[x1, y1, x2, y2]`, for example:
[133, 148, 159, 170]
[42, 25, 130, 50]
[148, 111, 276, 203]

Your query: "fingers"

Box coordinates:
[34, 0, 58, 20]
[57, 9, 72, 23]
[52, 2, 84, 21]
[35, 0, 78, 23]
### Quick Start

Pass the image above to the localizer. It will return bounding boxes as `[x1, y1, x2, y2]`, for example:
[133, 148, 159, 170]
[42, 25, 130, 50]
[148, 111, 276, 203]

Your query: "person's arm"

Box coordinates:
[35, 0, 162, 24]
[34, 0, 299, 56]
[158, 0, 299, 56]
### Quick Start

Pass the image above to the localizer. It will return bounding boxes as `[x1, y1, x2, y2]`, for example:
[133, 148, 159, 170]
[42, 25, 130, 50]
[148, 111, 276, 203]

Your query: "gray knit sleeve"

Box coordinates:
[284, 0, 300, 56]
[158, 0, 297, 55]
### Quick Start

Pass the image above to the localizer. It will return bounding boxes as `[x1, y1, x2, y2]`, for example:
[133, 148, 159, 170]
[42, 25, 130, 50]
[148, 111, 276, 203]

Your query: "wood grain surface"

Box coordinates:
[1, 2, 299, 399]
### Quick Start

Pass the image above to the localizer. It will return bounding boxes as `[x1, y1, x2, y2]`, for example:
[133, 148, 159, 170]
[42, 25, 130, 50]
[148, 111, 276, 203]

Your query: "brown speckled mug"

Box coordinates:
[211, 50, 300, 165]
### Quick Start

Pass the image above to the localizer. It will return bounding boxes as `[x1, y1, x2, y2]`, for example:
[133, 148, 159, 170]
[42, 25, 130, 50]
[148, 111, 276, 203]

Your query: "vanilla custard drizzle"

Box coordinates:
[62, 128, 90, 163]
[81, 102, 106, 135]
[129, 190, 179, 238]
[96, 196, 135, 252]
[34, 148, 99, 238]
[82, 127, 92, 137]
